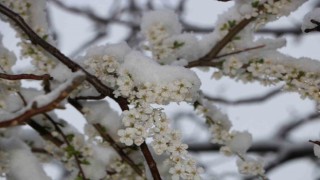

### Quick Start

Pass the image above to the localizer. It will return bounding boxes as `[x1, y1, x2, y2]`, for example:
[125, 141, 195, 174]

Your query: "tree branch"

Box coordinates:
[0, 3, 115, 97]
[45, 113, 87, 180]
[140, 142, 162, 180]
[203, 87, 282, 105]
[0, 74, 85, 127]
[276, 112, 320, 139]
[0, 73, 52, 81]
[68, 98, 144, 177]
[93, 123, 144, 177]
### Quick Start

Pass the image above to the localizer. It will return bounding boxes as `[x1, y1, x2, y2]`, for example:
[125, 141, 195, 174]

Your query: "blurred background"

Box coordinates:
[1, 0, 320, 179]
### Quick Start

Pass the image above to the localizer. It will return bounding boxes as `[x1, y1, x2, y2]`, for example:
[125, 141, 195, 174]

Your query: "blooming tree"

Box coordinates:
[0, 0, 320, 179]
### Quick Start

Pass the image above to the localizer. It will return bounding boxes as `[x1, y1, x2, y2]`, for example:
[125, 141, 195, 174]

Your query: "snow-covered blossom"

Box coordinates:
[0, 138, 50, 180]
[196, 98, 265, 177]
[227, 131, 252, 155]
[236, 156, 265, 176]
[82, 101, 121, 140]
[80, 42, 131, 87]
[118, 106, 201, 179]
[141, 10, 182, 43]
[313, 143, 320, 158]
[116, 51, 201, 104]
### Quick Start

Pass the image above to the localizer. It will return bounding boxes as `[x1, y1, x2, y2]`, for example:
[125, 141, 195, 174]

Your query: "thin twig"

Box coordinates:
[215, 44, 265, 59]
[187, 18, 253, 68]
[93, 123, 144, 177]
[45, 113, 87, 180]
[68, 99, 144, 177]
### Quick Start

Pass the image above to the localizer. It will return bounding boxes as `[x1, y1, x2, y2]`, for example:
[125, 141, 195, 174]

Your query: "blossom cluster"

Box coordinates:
[213, 51, 320, 103]
[196, 99, 265, 177]
[1, 0, 57, 74]
[118, 105, 202, 179]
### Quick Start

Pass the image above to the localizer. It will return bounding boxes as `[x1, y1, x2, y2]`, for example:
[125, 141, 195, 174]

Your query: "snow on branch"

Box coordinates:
[0, 72, 85, 128]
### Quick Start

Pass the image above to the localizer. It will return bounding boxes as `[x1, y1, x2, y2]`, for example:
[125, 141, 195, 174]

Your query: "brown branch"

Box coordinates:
[203, 87, 282, 105]
[0, 73, 52, 80]
[0, 3, 115, 97]
[17, 92, 64, 147]
[31, 147, 49, 154]
[74, 94, 106, 100]
[215, 44, 265, 59]
[140, 142, 162, 180]
[0, 73, 52, 93]
[69, 98, 161, 179]
[28, 119, 64, 147]
[93, 123, 144, 176]
[309, 140, 320, 146]
[0, 75, 85, 128]
[186, 18, 253, 68]
[68, 99, 144, 177]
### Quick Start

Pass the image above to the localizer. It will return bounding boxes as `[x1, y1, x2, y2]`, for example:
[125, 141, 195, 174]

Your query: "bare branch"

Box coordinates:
[0, 73, 52, 80]
[203, 87, 282, 105]
[276, 112, 320, 139]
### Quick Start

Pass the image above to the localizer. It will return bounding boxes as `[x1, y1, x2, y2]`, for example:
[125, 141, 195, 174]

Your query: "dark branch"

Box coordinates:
[203, 87, 282, 105]
[304, 19, 320, 33]
[276, 112, 320, 139]
[140, 142, 162, 180]
[0, 73, 52, 80]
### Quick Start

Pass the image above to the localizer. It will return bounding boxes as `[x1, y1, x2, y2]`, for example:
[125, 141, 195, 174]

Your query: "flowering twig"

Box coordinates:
[45, 113, 87, 180]
[93, 123, 144, 177]
[0, 3, 115, 97]
[187, 18, 253, 68]
[68, 98, 144, 177]
[215, 44, 265, 59]
[0, 74, 85, 128]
